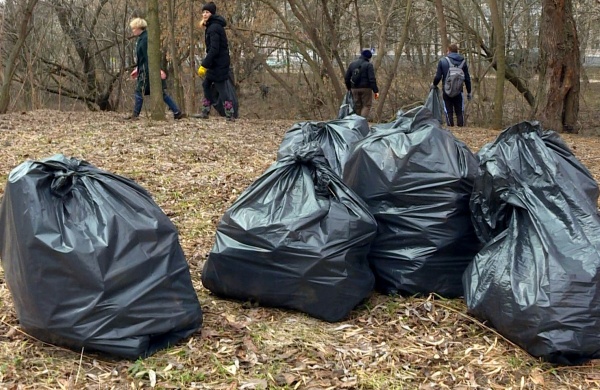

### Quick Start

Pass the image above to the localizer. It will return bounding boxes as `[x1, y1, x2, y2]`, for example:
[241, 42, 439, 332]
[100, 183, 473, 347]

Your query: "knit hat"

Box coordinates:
[361, 49, 373, 59]
[202, 2, 217, 15]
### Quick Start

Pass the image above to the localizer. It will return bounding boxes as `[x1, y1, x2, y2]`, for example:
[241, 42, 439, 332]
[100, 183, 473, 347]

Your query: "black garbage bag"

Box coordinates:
[424, 85, 443, 124]
[0, 154, 203, 359]
[202, 142, 377, 322]
[338, 91, 356, 119]
[343, 106, 480, 297]
[210, 69, 239, 118]
[277, 117, 369, 176]
[464, 121, 600, 365]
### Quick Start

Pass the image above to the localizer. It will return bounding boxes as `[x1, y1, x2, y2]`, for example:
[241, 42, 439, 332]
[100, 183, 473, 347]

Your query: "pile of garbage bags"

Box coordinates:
[3, 88, 600, 366]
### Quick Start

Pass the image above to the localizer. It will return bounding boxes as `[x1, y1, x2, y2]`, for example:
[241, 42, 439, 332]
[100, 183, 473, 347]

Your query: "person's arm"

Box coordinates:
[463, 63, 472, 94]
[432, 60, 443, 86]
[344, 66, 352, 90]
[136, 34, 149, 77]
[368, 63, 379, 94]
[201, 26, 222, 69]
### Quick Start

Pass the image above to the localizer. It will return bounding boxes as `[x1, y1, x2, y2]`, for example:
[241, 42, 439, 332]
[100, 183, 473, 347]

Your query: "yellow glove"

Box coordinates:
[197, 66, 207, 77]
[374, 92, 380, 100]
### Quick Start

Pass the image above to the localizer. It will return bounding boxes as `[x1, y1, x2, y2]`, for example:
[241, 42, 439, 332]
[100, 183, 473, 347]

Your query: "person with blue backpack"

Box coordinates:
[432, 43, 472, 127]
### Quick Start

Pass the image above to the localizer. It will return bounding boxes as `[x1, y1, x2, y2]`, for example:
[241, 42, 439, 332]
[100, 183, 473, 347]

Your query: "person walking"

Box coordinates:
[432, 43, 472, 127]
[344, 49, 379, 120]
[125, 17, 184, 120]
[195, 2, 237, 122]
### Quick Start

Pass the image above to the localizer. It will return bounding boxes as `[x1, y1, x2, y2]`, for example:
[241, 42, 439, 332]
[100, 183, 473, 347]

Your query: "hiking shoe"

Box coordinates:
[192, 112, 209, 119]
[226, 117, 236, 122]
[123, 114, 139, 121]
[174, 112, 186, 120]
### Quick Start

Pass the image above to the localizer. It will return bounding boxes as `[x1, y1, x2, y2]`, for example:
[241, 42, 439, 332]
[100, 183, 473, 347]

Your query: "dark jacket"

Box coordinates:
[201, 15, 231, 82]
[134, 30, 166, 95]
[344, 56, 379, 93]
[433, 52, 472, 95]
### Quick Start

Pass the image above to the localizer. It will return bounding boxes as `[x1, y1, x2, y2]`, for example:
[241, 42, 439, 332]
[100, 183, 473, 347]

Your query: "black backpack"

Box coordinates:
[350, 61, 364, 88]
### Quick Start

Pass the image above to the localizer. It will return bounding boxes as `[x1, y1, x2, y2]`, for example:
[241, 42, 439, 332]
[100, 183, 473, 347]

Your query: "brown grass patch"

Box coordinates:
[0, 110, 598, 389]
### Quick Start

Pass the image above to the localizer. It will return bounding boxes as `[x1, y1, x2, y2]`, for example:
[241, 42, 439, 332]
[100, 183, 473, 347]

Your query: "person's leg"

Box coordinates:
[130, 90, 143, 118]
[443, 94, 454, 126]
[196, 78, 214, 118]
[162, 91, 183, 119]
[359, 88, 373, 119]
[454, 94, 465, 127]
[213, 80, 235, 121]
[351, 89, 363, 117]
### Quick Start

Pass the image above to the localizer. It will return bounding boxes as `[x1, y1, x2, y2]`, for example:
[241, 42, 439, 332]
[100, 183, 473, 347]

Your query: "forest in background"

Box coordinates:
[0, 0, 599, 131]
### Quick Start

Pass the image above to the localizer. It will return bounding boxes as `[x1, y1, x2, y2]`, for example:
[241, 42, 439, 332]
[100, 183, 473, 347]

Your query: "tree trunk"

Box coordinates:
[487, 0, 505, 129]
[0, 0, 39, 114]
[353, 0, 363, 51]
[168, 0, 185, 114]
[535, 0, 580, 133]
[189, 0, 197, 115]
[148, 0, 166, 120]
[434, 0, 448, 54]
[374, 0, 412, 121]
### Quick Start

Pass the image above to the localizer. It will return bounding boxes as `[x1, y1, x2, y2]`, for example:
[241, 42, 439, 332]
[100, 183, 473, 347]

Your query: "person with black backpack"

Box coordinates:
[432, 43, 472, 127]
[344, 49, 379, 120]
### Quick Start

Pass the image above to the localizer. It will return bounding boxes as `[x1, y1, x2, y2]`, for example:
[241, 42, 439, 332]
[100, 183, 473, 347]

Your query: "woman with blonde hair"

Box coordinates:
[125, 17, 184, 120]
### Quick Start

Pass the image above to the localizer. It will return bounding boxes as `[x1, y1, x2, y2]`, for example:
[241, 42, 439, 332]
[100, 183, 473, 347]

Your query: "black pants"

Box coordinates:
[443, 93, 465, 127]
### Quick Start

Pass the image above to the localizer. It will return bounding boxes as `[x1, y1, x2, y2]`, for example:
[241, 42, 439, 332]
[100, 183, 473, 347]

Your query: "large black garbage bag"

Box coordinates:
[0, 154, 203, 359]
[277, 116, 369, 176]
[424, 85, 443, 124]
[202, 142, 377, 322]
[338, 91, 356, 119]
[343, 106, 480, 297]
[464, 121, 600, 365]
[210, 70, 239, 118]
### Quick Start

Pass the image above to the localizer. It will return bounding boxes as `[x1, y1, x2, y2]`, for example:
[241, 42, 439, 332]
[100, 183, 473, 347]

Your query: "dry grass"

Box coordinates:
[0, 110, 599, 390]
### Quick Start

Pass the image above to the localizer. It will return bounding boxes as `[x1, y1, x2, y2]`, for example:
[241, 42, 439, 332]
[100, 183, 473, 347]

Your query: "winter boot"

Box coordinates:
[193, 99, 211, 119]
[224, 101, 235, 122]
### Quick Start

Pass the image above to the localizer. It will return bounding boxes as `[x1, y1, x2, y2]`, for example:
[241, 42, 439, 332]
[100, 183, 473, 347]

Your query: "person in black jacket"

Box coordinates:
[432, 43, 472, 127]
[344, 49, 379, 119]
[195, 2, 236, 121]
[125, 17, 184, 120]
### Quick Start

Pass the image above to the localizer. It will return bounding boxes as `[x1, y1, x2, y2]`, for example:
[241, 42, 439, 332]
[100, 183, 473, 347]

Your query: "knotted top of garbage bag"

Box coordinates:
[291, 141, 332, 197]
[42, 155, 86, 198]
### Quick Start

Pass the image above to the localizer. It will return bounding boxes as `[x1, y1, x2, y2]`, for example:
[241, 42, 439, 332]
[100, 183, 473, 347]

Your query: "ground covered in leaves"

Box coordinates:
[0, 110, 599, 390]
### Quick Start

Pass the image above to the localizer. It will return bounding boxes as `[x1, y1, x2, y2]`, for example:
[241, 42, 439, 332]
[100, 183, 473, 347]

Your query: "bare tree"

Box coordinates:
[0, 0, 39, 113]
[147, 0, 165, 120]
[487, 0, 505, 128]
[535, 0, 580, 133]
[188, 0, 198, 115]
[374, 0, 412, 121]
[434, 0, 448, 54]
[167, 0, 184, 113]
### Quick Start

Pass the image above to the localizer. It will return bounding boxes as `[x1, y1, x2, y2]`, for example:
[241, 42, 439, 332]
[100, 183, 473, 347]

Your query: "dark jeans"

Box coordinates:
[133, 90, 180, 117]
[442, 93, 464, 127]
[351, 88, 374, 119]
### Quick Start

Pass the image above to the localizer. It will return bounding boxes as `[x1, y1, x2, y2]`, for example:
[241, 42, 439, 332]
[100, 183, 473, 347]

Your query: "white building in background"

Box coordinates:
[584, 49, 600, 66]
